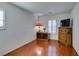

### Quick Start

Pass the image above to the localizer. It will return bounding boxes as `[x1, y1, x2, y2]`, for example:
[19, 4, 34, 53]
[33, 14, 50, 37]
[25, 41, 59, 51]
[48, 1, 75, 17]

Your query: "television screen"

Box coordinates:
[61, 19, 70, 27]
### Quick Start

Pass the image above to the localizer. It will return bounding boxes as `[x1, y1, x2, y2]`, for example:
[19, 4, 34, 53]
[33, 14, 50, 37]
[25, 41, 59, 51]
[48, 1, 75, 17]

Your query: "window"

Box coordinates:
[0, 10, 5, 29]
[48, 20, 52, 33]
[48, 20, 56, 33]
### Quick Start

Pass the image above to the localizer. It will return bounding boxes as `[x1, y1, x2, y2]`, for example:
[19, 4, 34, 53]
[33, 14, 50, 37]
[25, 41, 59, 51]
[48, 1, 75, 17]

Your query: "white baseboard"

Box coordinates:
[3, 39, 35, 56]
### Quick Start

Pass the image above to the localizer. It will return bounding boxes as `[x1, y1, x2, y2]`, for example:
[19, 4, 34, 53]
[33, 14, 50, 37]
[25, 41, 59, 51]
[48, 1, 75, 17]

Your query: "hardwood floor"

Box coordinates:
[5, 39, 78, 56]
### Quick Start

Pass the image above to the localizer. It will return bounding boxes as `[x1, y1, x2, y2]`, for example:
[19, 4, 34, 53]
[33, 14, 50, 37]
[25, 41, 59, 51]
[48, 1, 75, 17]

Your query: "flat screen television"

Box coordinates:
[61, 19, 70, 27]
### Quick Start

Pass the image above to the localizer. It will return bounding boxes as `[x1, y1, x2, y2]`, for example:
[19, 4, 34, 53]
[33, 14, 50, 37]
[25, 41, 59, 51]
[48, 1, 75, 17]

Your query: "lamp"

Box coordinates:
[34, 16, 45, 32]
[35, 19, 43, 26]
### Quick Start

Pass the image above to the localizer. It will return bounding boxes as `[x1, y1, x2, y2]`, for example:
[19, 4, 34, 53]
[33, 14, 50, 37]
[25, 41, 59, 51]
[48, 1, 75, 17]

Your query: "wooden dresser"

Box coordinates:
[58, 27, 72, 46]
[36, 32, 50, 40]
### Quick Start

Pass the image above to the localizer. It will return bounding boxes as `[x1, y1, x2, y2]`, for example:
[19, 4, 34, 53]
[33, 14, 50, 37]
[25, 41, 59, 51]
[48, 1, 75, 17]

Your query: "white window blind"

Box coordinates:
[0, 10, 5, 29]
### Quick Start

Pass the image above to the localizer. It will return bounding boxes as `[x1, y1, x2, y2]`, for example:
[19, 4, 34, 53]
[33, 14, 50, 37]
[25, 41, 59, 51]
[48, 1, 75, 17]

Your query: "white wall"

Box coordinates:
[0, 2, 35, 55]
[71, 3, 79, 55]
[40, 13, 70, 40]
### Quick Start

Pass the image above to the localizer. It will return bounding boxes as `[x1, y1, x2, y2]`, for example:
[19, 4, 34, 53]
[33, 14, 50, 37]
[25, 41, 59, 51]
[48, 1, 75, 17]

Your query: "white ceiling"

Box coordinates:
[11, 2, 77, 16]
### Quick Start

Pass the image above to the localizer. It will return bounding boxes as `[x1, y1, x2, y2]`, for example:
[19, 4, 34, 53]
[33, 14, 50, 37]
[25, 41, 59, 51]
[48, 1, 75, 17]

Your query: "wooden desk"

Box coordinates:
[36, 32, 50, 39]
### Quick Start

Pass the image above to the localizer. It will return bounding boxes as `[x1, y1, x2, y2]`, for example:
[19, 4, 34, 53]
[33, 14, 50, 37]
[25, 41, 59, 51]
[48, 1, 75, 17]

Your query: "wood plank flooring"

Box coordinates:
[5, 39, 78, 56]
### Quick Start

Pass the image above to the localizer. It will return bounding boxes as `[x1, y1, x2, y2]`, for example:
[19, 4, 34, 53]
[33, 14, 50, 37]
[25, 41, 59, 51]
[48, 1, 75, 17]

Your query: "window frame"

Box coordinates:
[0, 9, 6, 30]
